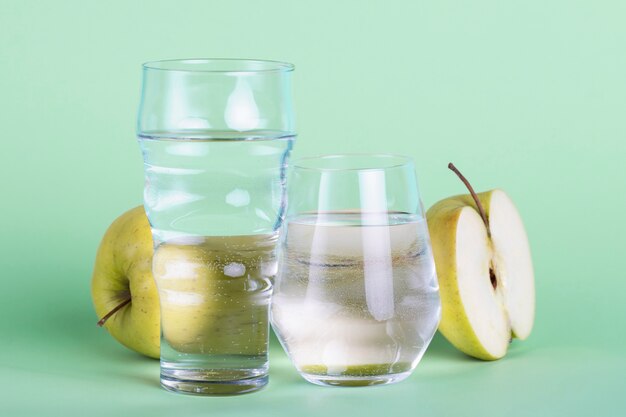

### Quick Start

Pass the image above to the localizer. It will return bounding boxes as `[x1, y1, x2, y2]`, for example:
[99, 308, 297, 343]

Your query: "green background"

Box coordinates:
[1, 1, 625, 416]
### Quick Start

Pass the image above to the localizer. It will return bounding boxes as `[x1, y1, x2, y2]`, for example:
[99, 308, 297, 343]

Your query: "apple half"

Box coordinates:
[427, 165, 535, 360]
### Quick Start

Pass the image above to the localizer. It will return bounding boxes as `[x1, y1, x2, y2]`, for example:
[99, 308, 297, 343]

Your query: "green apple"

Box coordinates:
[91, 206, 160, 359]
[426, 164, 535, 360]
[152, 235, 273, 355]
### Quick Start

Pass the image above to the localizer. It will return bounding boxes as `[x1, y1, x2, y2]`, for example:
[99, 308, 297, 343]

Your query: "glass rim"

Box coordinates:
[291, 153, 414, 172]
[142, 58, 295, 74]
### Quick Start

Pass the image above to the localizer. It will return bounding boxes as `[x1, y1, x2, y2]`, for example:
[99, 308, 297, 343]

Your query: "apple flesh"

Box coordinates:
[91, 206, 160, 359]
[427, 188, 535, 360]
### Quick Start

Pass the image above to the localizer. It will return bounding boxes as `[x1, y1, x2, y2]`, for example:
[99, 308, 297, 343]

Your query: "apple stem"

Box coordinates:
[448, 163, 491, 237]
[97, 297, 131, 327]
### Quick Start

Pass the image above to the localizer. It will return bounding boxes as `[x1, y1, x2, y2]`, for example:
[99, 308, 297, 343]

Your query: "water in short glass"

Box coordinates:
[137, 59, 295, 395]
[271, 155, 441, 386]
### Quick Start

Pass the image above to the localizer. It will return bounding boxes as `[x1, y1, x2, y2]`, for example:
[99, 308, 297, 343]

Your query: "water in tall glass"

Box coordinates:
[139, 131, 293, 394]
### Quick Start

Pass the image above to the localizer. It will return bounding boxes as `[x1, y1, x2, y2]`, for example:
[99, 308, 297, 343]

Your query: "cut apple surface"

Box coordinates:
[427, 165, 535, 360]
[488, 190, 535, 341]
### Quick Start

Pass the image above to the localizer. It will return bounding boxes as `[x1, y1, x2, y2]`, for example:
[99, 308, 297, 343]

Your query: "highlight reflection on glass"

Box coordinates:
[225, 78, 260, 131]
[271, 154, 441, 387]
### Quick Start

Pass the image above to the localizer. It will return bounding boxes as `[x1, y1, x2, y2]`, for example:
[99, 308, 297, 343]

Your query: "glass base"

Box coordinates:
[160, 370, 268, 396]
[299, 370, 412, 387]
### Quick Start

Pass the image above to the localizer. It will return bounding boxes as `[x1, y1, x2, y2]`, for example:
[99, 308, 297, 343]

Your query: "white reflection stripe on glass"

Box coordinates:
[358, 169, 395, 321]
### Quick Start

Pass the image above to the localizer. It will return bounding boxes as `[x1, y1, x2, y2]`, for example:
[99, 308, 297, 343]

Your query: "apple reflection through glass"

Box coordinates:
[137, 59, 295, 395]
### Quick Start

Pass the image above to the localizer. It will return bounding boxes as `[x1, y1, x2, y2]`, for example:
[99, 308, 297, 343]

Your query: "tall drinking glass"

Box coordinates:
[137, 59, 295, 395]
[271, 154, 440, 386]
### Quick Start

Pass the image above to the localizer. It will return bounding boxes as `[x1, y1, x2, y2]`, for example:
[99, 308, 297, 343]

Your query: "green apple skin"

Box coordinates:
[153, 236, 273, 356]
[91, 206, 160, 359]
[427, 190, 503, 361]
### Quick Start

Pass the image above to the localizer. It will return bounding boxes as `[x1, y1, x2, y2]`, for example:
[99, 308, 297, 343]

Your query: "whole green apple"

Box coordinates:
[91, 206, 160, 359]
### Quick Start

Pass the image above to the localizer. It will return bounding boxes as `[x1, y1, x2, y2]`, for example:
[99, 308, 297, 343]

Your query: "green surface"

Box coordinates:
[1, 1, 625, 416]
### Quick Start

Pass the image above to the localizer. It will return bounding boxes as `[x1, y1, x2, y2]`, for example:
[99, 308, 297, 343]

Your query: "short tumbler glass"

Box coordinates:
[271, 154, 441, 387]
[137, 59, 295, 395]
